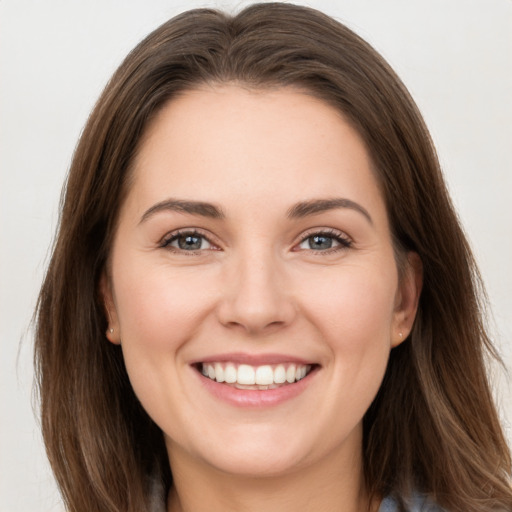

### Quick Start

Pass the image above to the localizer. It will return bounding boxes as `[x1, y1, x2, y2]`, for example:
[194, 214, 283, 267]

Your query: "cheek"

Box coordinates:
[110, 261, 212, 423]
[299, 263, 397, 344]
[299, 262, 397, 406]
[308, 269, 396, 418]
[113, 258, 209, 338]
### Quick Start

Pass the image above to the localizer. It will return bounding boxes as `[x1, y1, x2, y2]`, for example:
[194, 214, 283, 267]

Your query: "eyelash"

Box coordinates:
[160, 228, 352, 254]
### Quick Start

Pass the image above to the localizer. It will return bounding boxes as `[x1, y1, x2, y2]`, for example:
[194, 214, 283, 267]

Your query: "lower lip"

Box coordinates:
[195, 367, 318, 408]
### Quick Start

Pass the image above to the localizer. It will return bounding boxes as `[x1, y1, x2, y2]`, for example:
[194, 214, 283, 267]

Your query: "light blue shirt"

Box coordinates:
[379, 494, 444, 511]
[150, 477, 444, 512]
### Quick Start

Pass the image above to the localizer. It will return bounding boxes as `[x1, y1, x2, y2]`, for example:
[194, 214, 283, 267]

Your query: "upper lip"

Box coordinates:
[191, 352, 316, 366]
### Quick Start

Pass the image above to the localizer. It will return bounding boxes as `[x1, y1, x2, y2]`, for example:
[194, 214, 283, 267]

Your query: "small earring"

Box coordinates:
[109, 328, 114, 334]
[399, 332, 403, 339]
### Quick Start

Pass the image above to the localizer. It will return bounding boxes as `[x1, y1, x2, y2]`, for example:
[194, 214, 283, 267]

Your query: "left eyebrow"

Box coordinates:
[286, 198, 373, 225]
[139, 198, 225, 224]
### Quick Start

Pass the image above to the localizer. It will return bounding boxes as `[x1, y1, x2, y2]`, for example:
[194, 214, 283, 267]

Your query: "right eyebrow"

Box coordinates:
[286, 197, 373, 225]
[139, 198, 225, 224]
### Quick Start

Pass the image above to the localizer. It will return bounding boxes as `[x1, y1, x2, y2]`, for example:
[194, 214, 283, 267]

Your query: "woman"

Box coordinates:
[34, 3, 512, 511]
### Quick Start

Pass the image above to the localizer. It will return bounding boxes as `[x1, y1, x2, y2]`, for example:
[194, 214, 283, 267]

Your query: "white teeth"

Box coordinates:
[237, 364, 256, 385]
[255, 365, 274, 385]
[286, 365, 296, 383]
[214, 363, 224, 383]
[201, 362, 312, 387]
[274, 365, 286, 384]
[224, 364, 237, 383]
[296, 365, 307, 381]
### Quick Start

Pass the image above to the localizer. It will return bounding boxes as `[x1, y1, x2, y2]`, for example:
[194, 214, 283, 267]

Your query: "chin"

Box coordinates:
[166, 425, 316, 478]
[204, 448, 307, 478]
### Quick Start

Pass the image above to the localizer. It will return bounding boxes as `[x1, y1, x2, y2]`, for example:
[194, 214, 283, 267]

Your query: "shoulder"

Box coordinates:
[379, 493, 446, 512]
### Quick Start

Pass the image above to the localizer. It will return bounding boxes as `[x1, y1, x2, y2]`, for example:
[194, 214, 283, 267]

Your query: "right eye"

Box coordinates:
[161, 230, 215, 252]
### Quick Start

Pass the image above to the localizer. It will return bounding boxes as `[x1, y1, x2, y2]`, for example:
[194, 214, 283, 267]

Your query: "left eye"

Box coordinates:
[164, 232, 213, 251]
[298, 232, 351, 251]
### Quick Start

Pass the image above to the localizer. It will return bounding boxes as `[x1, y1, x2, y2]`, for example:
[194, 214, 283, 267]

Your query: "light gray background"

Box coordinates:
[1, 1, 511, 510]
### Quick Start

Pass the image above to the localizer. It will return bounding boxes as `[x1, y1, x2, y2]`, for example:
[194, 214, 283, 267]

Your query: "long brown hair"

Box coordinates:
[35, 3, 511, 511]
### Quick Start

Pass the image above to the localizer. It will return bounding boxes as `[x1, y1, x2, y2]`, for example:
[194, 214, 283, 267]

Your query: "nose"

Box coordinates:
[216, 249, 296, 335]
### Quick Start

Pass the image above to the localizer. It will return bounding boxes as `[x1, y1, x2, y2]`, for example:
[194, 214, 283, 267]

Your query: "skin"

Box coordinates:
[102, 85, 422, 512]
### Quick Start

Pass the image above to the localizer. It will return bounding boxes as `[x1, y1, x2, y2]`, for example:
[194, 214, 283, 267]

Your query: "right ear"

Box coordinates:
[99, 272, 121, 345]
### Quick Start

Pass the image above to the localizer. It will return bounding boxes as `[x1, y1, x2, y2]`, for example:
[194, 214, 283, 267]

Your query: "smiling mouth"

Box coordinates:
[197, 362, 315, 390]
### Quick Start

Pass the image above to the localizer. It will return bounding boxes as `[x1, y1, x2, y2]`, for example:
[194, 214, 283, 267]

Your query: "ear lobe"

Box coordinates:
[392, 251, 423, 347]
[99, 272, 121, 345]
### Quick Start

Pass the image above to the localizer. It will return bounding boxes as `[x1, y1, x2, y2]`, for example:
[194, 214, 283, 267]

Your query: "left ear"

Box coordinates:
[391, 251, 423, 347]
[99, 271, 122, 345]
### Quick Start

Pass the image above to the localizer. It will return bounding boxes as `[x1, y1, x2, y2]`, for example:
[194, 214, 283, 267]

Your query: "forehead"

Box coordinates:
[127, 84, 386, 222]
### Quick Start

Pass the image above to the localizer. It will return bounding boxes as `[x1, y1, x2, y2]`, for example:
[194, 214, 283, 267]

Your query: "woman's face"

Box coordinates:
[103, 85, 420, 477]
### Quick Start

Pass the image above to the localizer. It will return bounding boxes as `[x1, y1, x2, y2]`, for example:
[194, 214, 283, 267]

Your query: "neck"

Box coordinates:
[166, 434, 379, 512]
